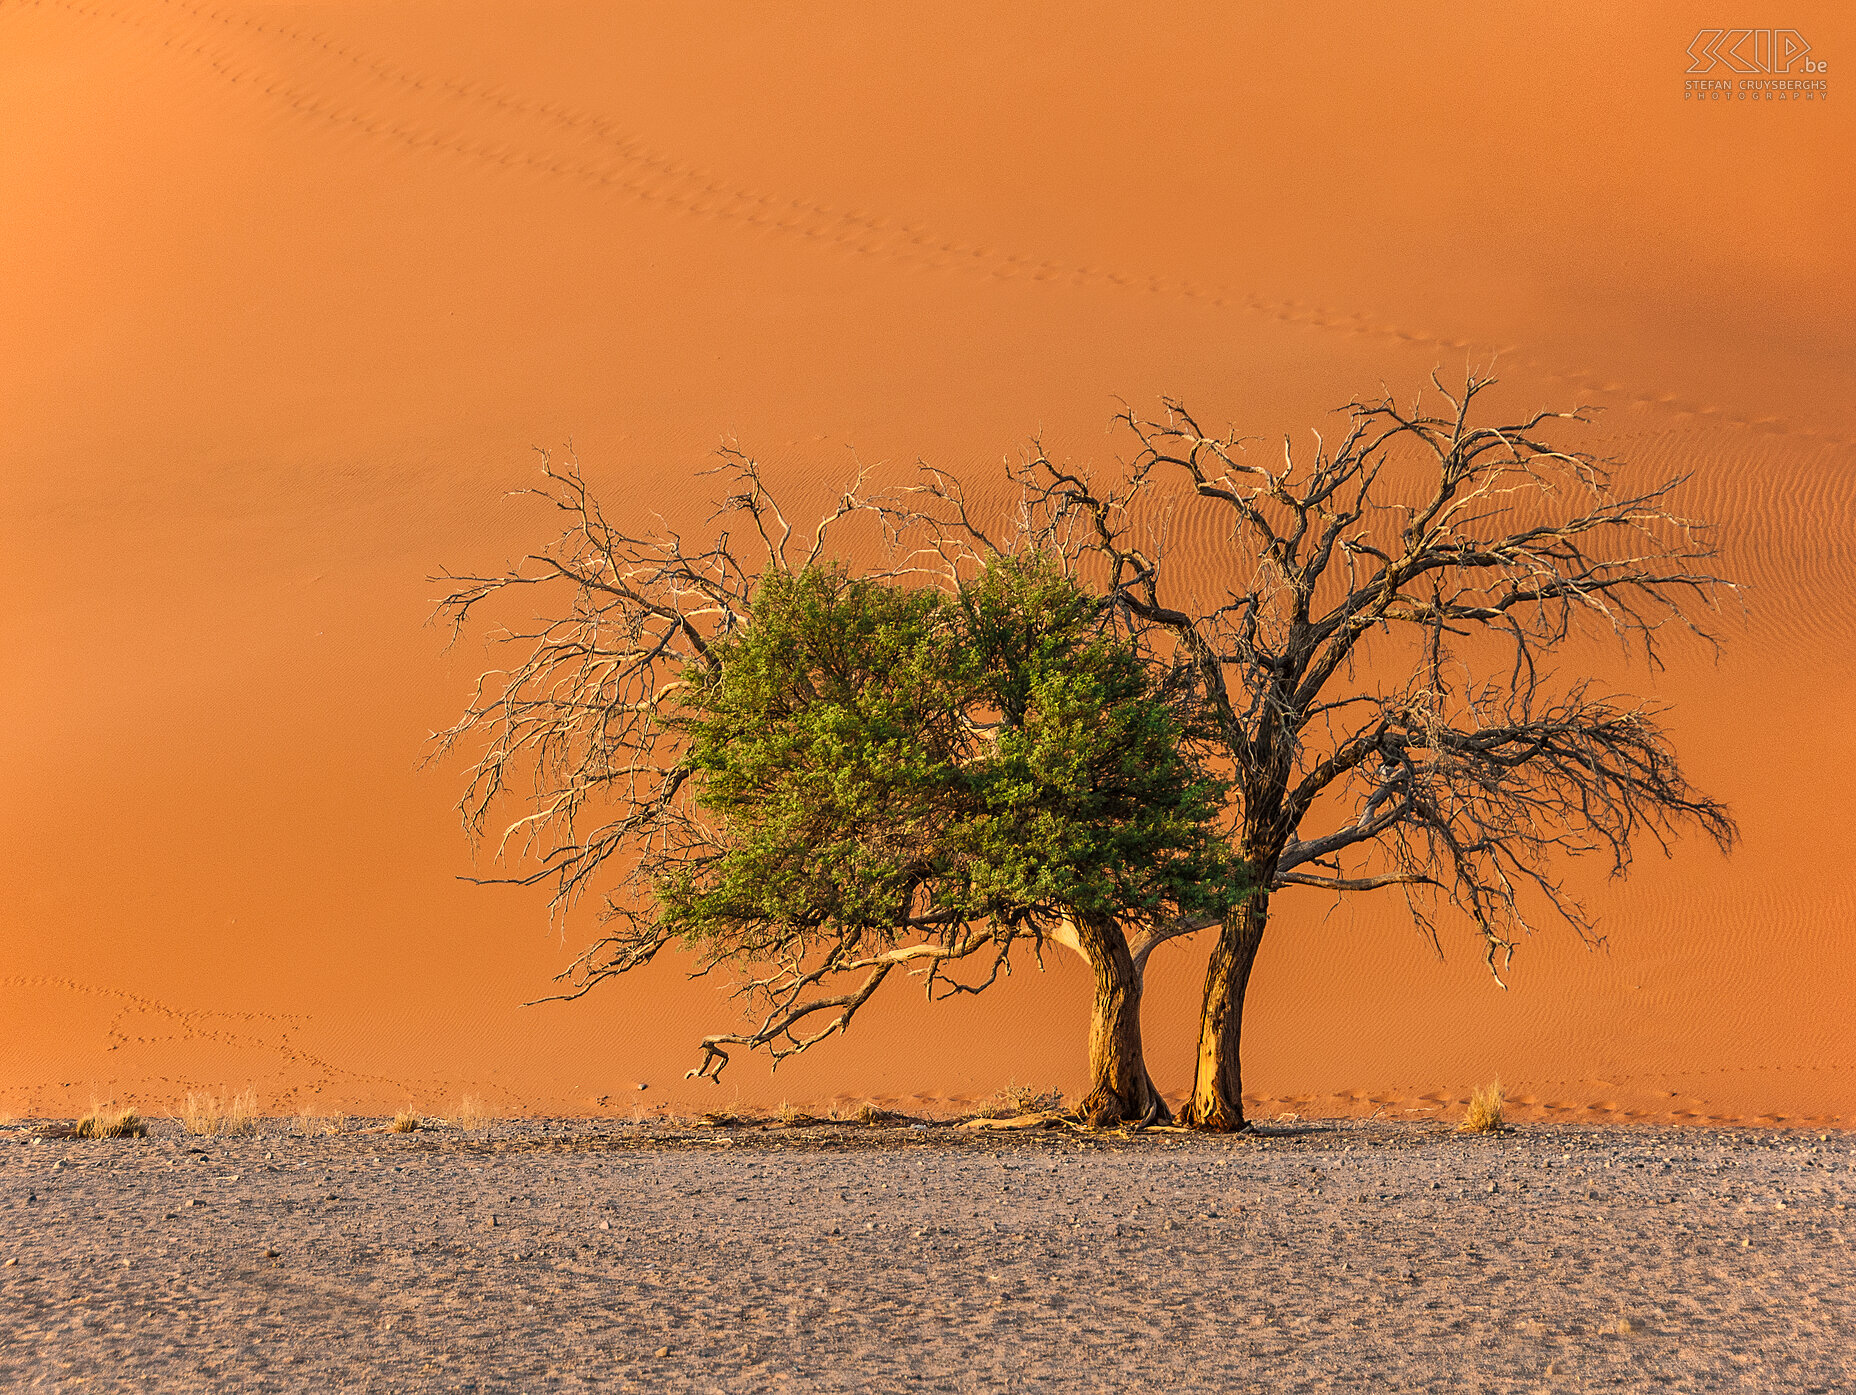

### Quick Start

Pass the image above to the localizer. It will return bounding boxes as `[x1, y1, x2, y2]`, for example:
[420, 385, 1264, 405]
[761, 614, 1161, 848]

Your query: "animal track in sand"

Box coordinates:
[17, 0, 1850, 449]
[0, 975, 415, 1100]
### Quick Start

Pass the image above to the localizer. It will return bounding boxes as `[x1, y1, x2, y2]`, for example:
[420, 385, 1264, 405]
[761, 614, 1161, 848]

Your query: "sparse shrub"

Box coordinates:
[1460, 1080, 1506, 1134]
[179, 1090, 258, 1137]
[389, 1105, 420, 1133]
[854, 1102, 893, 1125]
[979, 1082, 1064, 1120]
[451, 1095, 491, 1130]
[775, 1101, 804, 1127]
[74, 1101, 146, 1139]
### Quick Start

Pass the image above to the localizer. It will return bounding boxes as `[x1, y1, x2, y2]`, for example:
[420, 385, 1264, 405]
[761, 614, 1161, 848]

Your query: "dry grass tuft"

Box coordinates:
[74, 1101, 146, 1139]
[389, 1105, 420, 1133]
[179, 1090, 258, 1137]
[1460, 1080, 1507, 1134]
[296, 1105, 345, 1136]
[827, 1100, 888, 1124]
[978, 1082, 1065, 1120]
[450, 1095, 492, 1130]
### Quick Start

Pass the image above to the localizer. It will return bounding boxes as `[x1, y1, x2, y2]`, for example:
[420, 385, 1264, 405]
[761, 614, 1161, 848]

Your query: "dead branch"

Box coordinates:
[900, 368, 1738, 979]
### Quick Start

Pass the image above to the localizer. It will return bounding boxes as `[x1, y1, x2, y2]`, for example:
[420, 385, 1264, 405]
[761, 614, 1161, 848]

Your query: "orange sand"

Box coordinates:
[3, 2, 1852, 1126]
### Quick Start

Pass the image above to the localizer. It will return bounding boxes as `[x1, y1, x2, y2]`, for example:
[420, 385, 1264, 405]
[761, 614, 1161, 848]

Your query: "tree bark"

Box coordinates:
[1071, 916, 1170, 1126]
[1181, 893, 1269, 1130]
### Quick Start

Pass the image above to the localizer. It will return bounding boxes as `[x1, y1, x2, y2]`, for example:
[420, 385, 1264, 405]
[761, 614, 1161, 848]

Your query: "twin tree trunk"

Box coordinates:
[1067, 896, 1269, 1130]
[1181, 894, 1269, 1131]
[1073, 916, 1169, 1126]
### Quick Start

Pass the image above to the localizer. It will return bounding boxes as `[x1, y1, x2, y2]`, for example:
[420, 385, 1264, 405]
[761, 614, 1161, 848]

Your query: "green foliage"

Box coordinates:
[953, 556, 1239, 925]
[658, 555, 1245, 959]
[669, 567, 975, 942]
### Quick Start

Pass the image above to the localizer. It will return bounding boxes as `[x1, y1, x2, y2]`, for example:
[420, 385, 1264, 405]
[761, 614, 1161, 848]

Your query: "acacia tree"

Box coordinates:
[431, 451, 1241, 1125]
[664, 557, 1240, 1124]
[913, 370, 1739, 1130]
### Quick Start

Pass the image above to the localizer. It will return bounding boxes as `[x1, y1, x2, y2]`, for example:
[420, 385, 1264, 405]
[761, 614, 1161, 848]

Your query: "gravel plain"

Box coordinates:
[2, 1116, 1851, 1393]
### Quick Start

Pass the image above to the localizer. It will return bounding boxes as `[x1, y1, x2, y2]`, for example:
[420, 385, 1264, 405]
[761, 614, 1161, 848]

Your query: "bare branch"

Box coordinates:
[894, 369, 1738, 983]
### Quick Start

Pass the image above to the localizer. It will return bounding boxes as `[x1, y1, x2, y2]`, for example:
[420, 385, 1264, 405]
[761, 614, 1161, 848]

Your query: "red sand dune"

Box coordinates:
[3, 2, 1852, 1126]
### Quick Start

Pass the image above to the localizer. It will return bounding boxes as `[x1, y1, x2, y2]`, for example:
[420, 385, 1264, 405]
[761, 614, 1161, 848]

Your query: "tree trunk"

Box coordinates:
[1072, 916, 1170, 1126]
[1180, 893, 1269, 1131]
